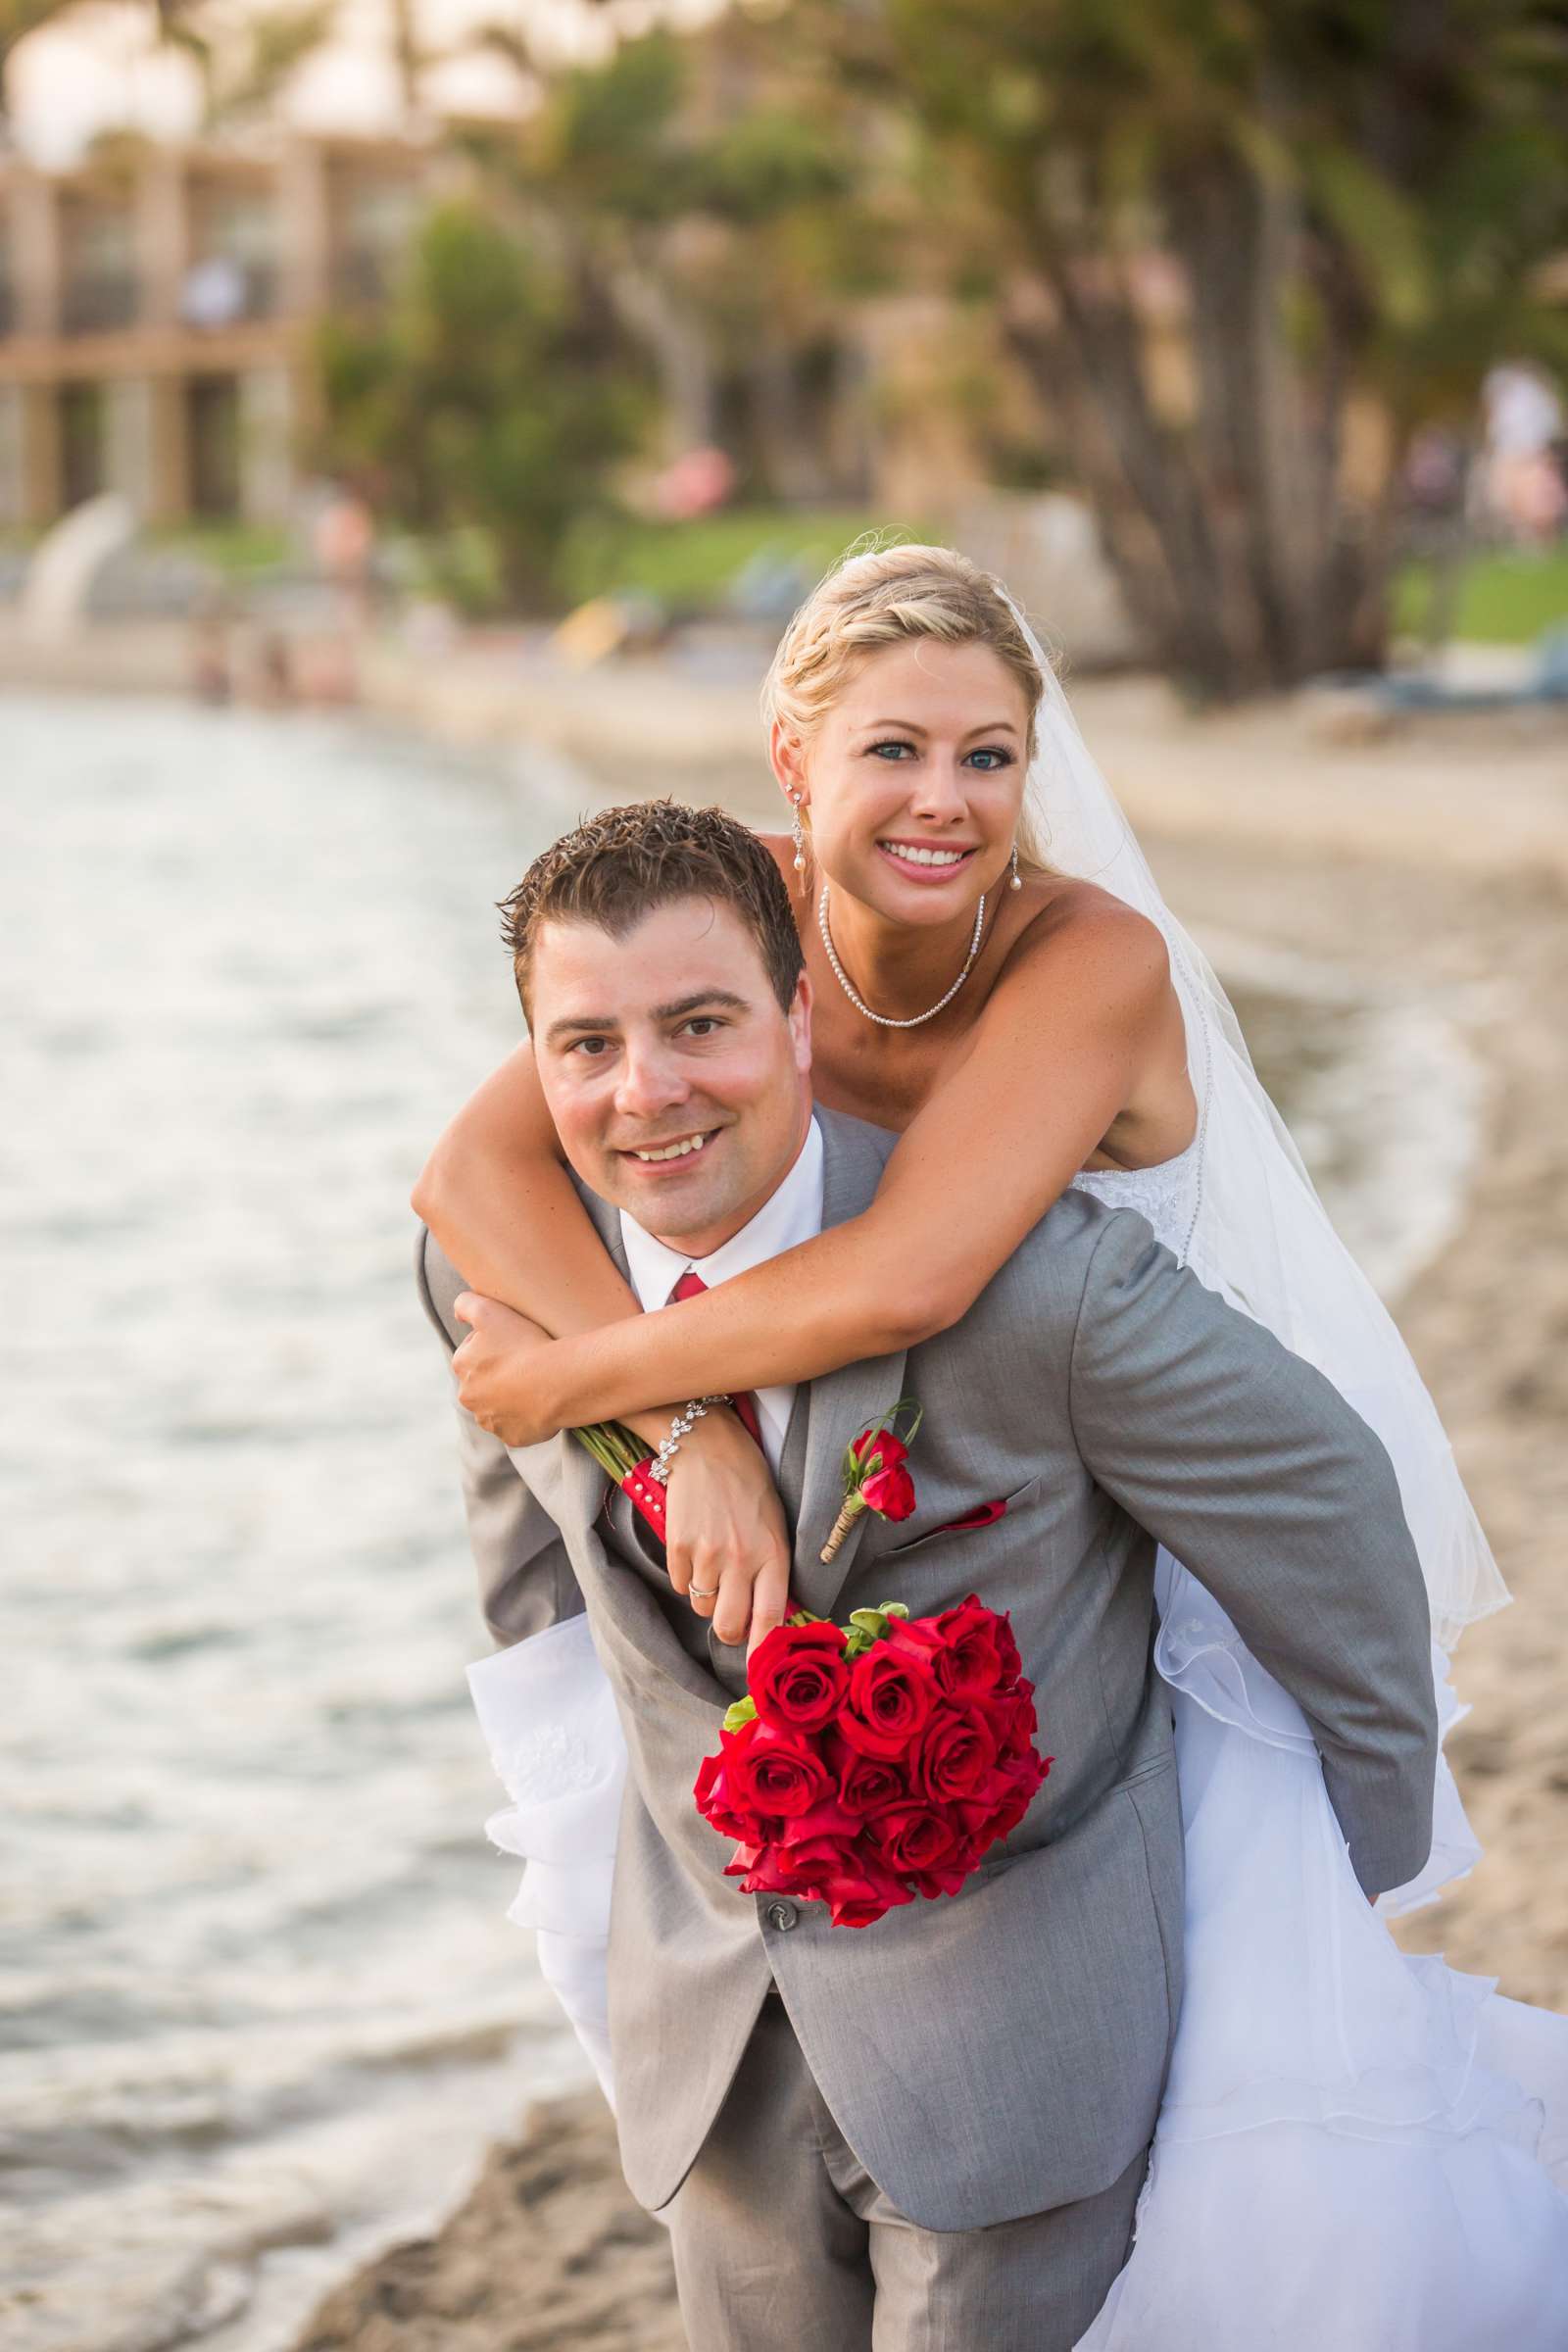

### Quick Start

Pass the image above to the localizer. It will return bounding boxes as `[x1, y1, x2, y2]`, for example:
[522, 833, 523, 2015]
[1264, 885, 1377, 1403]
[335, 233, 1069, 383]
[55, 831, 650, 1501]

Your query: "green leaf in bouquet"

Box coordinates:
[879, 1600, 910, 1619]
[723, 1694, 759, 1734]
[848, 1607, 891, 1642]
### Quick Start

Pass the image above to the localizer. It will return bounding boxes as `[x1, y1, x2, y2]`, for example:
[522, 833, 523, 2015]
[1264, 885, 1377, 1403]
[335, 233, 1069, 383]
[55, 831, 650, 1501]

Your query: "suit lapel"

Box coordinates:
[790, 1115, 907, 1622]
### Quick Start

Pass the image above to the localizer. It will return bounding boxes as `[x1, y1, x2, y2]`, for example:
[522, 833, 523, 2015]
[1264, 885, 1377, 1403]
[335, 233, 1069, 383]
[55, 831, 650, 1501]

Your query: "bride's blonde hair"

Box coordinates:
[760, 540, 1054, 872]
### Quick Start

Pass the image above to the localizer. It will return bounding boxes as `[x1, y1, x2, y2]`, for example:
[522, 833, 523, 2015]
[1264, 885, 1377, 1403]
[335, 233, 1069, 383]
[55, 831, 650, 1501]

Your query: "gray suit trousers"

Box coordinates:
[666, 1990, 1145, 2352]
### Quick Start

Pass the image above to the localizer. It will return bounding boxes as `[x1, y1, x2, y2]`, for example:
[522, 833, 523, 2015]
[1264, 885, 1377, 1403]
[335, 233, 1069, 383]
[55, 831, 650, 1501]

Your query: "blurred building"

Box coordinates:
[0, 135, 445, 531]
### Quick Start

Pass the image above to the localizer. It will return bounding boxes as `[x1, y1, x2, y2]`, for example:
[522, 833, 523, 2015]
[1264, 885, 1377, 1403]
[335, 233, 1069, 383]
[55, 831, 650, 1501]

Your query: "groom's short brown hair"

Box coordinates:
[500, 801, 804, 1019]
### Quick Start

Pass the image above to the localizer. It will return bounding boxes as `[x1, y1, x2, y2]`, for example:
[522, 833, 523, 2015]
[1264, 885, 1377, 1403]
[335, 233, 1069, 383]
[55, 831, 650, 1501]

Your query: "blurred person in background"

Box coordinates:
[1479, 364, 1568, 548]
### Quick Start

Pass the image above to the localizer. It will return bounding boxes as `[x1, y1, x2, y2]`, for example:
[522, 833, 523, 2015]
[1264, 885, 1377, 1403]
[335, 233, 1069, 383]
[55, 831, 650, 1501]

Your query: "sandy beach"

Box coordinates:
[292, 671, 1568, 2351]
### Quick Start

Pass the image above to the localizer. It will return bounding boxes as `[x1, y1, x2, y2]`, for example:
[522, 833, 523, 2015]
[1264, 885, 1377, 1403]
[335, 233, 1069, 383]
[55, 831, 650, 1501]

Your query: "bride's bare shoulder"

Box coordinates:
[1004, 873, 1171, 974]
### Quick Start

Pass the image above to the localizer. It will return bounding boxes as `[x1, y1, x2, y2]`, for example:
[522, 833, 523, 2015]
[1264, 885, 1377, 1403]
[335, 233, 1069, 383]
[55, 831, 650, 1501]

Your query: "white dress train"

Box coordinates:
[466, 1143, 1568, 2343]
[1069, 1149, 1568, 2349]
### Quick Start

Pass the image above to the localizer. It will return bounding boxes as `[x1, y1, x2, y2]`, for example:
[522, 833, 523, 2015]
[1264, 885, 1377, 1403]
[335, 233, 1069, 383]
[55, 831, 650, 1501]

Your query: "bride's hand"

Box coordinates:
[662, 1407, 795, 1661]
[452, 1293, 559, 1446]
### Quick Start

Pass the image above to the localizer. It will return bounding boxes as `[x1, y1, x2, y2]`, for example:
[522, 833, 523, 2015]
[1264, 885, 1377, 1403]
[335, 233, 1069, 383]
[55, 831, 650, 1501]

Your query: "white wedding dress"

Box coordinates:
[1069, 1143, 1568, 2349]
[466, 1131, 1568, 2348]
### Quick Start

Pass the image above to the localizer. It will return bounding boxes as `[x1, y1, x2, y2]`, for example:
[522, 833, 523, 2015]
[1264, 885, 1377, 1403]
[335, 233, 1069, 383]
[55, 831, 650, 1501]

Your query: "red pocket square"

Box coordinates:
[934, 1498, 1008, 1534]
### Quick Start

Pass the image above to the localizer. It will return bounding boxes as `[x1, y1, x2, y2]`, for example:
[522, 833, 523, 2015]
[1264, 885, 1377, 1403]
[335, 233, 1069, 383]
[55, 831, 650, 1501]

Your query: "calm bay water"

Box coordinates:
[0, 691, 1481, 2352]
[1, 696, 594, 2352]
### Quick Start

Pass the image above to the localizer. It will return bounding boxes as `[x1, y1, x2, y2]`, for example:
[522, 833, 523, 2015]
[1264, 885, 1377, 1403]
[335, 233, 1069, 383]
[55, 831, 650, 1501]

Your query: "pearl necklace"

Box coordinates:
[817, 882, 987, 1030]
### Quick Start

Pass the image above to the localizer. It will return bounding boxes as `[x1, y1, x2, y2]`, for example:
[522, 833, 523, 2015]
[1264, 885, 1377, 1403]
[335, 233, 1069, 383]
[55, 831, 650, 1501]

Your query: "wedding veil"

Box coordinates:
[1010, 602, 1508, 1652]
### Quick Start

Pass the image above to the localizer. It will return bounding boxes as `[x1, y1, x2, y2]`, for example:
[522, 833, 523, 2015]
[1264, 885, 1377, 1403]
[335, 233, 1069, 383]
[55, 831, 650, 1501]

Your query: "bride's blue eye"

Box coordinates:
[867, 740, 915, 760]
[965, 747, 1014, 771]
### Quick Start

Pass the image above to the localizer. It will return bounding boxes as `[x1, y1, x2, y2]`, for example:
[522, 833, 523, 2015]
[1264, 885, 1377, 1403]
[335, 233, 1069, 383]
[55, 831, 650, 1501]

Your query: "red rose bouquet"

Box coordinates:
[694, 1595, 1053, 1928]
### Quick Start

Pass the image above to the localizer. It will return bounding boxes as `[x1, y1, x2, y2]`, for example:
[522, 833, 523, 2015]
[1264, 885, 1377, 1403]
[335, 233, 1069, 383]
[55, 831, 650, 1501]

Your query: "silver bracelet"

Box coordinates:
[649, 1396, 730, 1486]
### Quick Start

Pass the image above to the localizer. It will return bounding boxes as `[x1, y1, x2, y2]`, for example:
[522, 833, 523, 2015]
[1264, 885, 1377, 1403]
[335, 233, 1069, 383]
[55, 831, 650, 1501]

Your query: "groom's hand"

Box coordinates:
[452, 1292, 556, 1446]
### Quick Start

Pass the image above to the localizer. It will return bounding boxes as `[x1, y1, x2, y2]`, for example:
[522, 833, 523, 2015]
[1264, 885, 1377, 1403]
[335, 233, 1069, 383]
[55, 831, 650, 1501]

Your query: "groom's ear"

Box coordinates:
[788, 972, 813, 1076]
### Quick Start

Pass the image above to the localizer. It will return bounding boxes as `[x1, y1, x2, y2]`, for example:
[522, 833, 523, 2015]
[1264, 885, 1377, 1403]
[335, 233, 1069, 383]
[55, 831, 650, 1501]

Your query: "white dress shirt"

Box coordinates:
[617, 1116, 825, 1475]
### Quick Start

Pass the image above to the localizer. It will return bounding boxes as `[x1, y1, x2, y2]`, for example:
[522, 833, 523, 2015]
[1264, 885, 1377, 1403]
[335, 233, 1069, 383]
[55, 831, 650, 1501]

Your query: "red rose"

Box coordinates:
[992, 1613, 1024, 1685]
[880, 1616, 950, 1669]
[850, 1428, 908, 1475]
[908, 1848, 978, 1901]
[957, 1750, 1051, 1855]
[726, 1722, 833, 1821]
[914, 1704, 999, 1804]
[961, 1668, 1040, 1758]
[820, 1846, 917, 1929]
[767, 1834, 858, 1897]
[748, 1620, 850, 1731]
[860, 1460, 916, 1520]
[929, 1597, 1007, 1696]
[867, 1803, 959, 1878]
[776, 1796, 864, 1849]
[835, 1745, 910, 1818]
[999, 1686, 1040, 1750]
[693, 1743, 754, 1840]
[841, 1646, 938, 1758]
[850, 1429, 917, 1524]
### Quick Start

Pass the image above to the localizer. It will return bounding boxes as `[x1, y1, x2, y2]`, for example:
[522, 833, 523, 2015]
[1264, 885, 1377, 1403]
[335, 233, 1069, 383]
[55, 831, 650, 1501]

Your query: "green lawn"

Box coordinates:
[147, 522, 292, 577]
[1394, 547, 1568, 647]
[570, 516, 1568, 646]
[555, 508, 936, 611]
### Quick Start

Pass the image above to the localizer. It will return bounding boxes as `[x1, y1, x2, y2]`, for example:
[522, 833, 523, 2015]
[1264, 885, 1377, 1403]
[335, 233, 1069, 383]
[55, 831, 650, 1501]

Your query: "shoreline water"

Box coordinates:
[5, 662, 1562, 2352]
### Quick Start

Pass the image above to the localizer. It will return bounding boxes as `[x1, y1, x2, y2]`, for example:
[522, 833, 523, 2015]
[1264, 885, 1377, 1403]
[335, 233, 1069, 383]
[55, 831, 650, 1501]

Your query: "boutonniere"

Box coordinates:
[821, 1399, 923, 1564]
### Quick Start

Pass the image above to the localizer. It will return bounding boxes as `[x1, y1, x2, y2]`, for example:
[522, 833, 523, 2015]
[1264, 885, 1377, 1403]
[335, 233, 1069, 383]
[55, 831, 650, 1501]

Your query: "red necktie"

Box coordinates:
[669, 1270, 765, 1452]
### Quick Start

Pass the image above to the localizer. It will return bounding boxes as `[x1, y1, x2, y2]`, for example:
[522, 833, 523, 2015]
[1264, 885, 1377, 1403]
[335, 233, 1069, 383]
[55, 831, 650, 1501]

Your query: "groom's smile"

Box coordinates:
[530, 896, 813, 1258]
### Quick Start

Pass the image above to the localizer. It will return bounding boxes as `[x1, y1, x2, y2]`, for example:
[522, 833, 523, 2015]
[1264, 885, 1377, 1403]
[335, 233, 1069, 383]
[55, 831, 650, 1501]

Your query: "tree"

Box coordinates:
[466, 19, 887, 496]
[160, 0, 338, 131]
[316, 199, 647, 608]
[825, 0, 1568, 697]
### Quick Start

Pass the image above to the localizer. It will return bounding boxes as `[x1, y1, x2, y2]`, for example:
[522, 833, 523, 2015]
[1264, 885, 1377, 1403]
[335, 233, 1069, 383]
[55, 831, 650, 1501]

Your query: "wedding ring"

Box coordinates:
[689, 1584, 719, 1600]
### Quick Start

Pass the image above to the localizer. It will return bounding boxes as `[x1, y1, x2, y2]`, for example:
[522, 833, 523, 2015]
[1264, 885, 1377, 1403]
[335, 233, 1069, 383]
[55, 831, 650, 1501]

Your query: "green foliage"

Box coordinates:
[858, 0, 1568, 692]
[316, 202, 648, 611]
[529, 29, 694, 224]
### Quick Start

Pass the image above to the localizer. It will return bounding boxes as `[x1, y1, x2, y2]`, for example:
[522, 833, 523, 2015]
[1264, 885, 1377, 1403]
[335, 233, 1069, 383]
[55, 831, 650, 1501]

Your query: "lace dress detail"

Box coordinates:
[1072, 1135, 1201, 1258]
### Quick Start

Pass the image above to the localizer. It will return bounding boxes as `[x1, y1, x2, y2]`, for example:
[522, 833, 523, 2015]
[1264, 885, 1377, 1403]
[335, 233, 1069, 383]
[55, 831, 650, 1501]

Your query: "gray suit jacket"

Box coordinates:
[417, 1106, 1437, 2230]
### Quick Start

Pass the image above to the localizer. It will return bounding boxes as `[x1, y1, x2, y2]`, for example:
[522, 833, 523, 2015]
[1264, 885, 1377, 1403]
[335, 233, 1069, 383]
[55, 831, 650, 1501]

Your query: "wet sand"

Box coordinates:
[294, 678, 1568, 2350]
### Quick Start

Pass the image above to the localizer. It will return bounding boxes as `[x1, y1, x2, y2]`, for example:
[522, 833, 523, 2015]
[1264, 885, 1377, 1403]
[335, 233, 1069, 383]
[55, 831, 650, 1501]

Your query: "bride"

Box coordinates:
[417, 543, 1568, 2344]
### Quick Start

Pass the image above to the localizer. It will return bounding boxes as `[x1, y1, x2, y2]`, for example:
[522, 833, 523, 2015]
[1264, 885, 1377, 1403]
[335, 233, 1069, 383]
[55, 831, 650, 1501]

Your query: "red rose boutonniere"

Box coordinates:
[820, 1399, 923, 1563]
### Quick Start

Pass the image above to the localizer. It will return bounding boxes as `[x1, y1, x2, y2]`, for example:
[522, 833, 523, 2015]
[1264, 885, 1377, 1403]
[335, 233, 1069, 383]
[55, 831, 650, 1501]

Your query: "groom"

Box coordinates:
[417, 803, 1438, 2350]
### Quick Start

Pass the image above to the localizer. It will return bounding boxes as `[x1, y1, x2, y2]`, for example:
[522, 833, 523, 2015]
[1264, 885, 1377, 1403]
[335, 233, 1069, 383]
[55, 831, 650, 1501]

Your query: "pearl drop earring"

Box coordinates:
[1009, 844, 1022, 891]
[790, 795, 808, 874]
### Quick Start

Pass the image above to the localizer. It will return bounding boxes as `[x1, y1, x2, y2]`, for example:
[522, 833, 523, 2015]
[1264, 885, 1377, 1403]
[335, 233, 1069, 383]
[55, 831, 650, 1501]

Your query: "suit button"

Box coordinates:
[765, 1900, 798, 1932]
